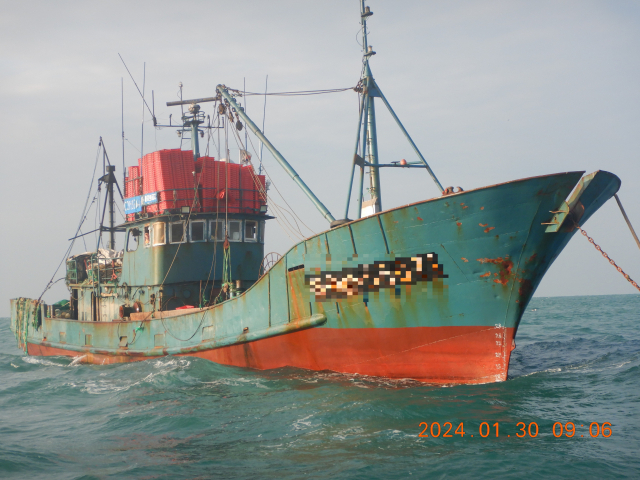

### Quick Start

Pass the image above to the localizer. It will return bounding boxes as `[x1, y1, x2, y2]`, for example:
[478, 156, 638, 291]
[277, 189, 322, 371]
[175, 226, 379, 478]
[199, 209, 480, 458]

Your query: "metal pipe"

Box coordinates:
[217, 85, 335, 223]
[357, 162, 365, 220]
[357, 92, 370, 219]
[366, 94, 381, 210]
[372, 79, 444, 193]
[191, 120, 200, 160]
[343, 93, 366, 219]
[108, 166, 115, 249]
[364, 163, 429, 168]
[167, 96, 218, 106]
[614, 194, 640, 251]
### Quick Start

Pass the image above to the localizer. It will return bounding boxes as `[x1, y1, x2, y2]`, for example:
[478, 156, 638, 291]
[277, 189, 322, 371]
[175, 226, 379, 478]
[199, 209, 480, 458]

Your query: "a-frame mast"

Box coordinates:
[360, 1, 382, 216]
[342, 2, 444, 222]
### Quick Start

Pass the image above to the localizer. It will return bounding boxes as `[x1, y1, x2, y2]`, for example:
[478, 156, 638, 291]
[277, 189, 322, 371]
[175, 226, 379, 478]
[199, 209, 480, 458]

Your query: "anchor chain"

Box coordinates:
[579, 228, 640, 292]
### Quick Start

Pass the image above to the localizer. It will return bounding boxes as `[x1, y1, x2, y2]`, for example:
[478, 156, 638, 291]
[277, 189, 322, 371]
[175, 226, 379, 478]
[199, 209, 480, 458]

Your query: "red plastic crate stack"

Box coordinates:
[125, 166, 141, 197]
[225, 162, 241, 213]
[195, 156, 217, 211]
[141, 149, 196, 214]
[240, 165, 266, 213]
[125, 166, 141, 221]
[196, 159, 241, 213]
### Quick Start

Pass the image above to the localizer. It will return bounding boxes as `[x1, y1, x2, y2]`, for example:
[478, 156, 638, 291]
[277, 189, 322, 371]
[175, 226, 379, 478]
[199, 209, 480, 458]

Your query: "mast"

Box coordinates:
[97, 163, 117, 250]
[360, 1, 382, 215]
[183, 103, 204, 161]
[342, 2, 444, 221]
[106, 165, 116, 249]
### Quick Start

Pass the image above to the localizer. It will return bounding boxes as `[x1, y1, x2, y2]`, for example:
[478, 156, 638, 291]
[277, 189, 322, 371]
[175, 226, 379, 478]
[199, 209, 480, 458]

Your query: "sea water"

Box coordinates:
[0, 294, 638, 479]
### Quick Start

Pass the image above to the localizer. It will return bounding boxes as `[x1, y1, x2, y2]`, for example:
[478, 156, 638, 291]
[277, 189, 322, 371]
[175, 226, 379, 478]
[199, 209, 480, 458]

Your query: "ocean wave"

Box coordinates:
[21, 356, 67, 368]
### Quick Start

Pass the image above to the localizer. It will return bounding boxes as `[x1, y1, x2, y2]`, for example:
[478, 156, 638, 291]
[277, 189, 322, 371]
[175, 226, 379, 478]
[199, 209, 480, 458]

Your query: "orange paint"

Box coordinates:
[480, 272, 491, 278]
[461, 257, 469, 262]
[28, 327, 517, 385]
[484, 226, 495, 233]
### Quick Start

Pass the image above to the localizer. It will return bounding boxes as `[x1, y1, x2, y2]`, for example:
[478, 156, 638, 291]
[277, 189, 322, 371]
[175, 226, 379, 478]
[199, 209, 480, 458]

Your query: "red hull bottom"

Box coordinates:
[28, 326, 516, 385]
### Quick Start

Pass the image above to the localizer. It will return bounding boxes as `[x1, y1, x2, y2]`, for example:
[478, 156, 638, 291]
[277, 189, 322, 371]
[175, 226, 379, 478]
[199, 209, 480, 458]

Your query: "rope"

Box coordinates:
[614, 194, 640, 251]
[227, 119, 306, 240]
[579, 227, 640, 292]
[37, 142, 102, 304]
[228, 116, 316, 238]
[228, 86, 357, 97]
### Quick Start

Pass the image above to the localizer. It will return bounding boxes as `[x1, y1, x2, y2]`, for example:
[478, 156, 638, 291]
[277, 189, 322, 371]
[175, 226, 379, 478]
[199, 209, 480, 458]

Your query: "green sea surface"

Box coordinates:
[1, 294, 638, 479]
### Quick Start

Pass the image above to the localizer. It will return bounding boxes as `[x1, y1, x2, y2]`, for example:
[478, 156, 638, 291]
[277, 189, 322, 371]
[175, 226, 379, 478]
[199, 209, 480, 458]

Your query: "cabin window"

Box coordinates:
[228, 220, 242, 242]
[144, 226, 151, 247]
[259, 220, 265, 244]
[210, 219, 225, 242]
[245, 220, 257, 242]
[169, 221, 186, 244]
[152, 222, 166, 246]
[190, 220, 206, 242]
[126, 229, 139, 252]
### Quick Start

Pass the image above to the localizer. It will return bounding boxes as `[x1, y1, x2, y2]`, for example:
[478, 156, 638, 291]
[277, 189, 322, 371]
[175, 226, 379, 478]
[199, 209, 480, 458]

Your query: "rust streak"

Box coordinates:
[476, 257, 514, 285]
[479, 223, 488, 227]
[484, 226, 495, 233]
[456, 222, 462, 227]
[461, 257, 468, 263]
[480, 272, 491, 278]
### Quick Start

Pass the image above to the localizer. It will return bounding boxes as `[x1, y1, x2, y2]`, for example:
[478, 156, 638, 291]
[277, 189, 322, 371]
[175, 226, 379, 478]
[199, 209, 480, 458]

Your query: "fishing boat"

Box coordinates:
[10, 2, 621, 385]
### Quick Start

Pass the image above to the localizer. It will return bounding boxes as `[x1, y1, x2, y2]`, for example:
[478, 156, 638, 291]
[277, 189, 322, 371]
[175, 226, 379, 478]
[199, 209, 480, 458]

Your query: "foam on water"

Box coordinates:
[0, 294, 639, 479]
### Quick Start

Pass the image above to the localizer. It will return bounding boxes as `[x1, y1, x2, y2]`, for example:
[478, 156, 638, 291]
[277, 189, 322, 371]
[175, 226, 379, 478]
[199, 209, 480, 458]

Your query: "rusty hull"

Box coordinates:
[10, 170, 622, 384]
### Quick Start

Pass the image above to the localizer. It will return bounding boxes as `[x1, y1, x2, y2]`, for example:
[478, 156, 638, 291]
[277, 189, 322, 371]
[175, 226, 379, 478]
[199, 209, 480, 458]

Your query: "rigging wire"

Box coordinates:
[230, 119, 316, 237]
[124, 138, 141, 154]
[227, 120, 305, 241]
[36, 141, 103, 303]
[118, 54, 154, 120]
[228, 86, 356, 96]
[259, 75, 268, 174]
[158, 102, 226, 342]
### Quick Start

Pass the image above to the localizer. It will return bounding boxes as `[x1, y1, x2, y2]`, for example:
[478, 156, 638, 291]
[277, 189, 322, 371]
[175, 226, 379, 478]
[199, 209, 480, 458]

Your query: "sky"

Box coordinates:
[1, 0, 639, 316]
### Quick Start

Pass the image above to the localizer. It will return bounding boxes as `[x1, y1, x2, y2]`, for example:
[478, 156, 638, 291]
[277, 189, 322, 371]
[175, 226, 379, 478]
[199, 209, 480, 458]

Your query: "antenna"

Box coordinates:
[121, 77, 125, 188]
[140, 62, 146, 164]
[260, 74, 268, 175]
[244, 77, 248, 160]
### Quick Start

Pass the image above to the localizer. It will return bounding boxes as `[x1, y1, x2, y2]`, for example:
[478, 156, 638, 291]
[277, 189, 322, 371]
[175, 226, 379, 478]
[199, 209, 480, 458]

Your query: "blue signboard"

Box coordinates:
[124, 196, 142, 214]
[142, 192, 158, 205]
